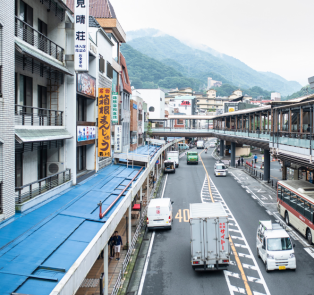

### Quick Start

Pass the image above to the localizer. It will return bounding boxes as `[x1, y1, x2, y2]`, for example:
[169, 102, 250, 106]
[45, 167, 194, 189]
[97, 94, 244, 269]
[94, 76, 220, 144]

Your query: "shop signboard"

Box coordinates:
[112, 92, 118, 124]
[74, 0, 89, 71]
[114, 125, 122, 153]
[98, 88, 111, 157]
[77, 73, 96, 98]
[77, 126, 95, 142]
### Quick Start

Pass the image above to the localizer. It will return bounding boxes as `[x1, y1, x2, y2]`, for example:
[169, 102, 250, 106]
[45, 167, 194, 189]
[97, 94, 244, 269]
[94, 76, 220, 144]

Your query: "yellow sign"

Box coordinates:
[228, 107, 235, 112]
[98, 88, 111, 157]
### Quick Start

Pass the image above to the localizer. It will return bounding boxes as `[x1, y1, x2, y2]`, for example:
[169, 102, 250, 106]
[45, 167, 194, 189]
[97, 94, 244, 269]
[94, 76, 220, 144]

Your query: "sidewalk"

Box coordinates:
[75, 172, 157, 295]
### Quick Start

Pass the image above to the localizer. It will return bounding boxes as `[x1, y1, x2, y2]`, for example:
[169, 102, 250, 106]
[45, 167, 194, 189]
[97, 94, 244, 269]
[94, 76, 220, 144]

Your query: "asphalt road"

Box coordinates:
[141, 143, 314, 295]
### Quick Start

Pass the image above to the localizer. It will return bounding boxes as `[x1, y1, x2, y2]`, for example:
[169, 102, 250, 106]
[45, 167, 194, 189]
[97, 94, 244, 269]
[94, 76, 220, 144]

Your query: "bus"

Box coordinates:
[277, 180, 314, 244]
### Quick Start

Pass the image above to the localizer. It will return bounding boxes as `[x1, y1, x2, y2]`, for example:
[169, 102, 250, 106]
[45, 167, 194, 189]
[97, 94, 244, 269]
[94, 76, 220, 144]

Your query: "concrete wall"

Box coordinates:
[235, 146, 250, 157]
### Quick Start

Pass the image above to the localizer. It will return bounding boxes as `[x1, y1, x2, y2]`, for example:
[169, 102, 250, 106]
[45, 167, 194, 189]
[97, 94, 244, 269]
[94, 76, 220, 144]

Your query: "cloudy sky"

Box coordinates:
[110, 0, 314, 86]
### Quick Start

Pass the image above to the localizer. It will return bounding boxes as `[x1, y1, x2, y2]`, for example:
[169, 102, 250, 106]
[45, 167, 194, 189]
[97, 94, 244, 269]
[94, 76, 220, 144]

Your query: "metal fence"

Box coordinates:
[15, 17, 64, 62]
[245, 163, 278, 188]
[15, 105, 63, 126]
[15, 169, 71, 204]
[110, 204, 148, 295]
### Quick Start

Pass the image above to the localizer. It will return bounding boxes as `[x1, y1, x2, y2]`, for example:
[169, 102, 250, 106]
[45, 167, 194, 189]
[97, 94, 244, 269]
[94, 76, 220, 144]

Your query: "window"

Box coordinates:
[99, 55, 105, 73]
[304, 201, 313, 221]
[107, 62, 113, 79]
[76, 146, 86, 172]
[15, 153, 23, 187]
[278, 185, 282, 200]
[282, 187, 290, 205]
[38, 19, 47, 52]
[296, 197, 304, 215]
[290, 192, 297, 210]
[38, 85, 47, 116]
[178, 119, 183, 124]
[112, 70, 118, 93]
[37, 149, 47, 180]
[149, 106, 155, 112]
[76, 96, 87, 121]
[19, 74, 33, 114]
[20, 0, 34, 45]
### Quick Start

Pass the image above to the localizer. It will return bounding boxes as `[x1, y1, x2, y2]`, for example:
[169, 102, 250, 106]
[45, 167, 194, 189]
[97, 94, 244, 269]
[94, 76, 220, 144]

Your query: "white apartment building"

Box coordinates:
[271, 92, 281, 101]
[134, 89, 165, 120]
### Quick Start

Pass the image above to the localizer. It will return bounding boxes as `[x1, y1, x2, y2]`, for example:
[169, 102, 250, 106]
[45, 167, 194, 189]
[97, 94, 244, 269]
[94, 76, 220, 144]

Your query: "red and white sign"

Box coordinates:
[180, 101, 191, 106]
[156, 209, 160, 214]
[220, 222, 226, 251]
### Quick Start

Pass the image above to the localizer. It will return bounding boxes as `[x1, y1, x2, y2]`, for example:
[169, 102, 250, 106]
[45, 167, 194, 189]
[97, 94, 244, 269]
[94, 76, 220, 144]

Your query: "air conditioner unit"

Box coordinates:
[47, 162, 64, 176]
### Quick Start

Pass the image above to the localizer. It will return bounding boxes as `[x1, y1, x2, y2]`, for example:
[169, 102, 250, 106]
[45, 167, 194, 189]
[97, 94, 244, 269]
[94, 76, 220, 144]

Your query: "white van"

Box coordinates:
[214, 162, 228, 177]
[178, 143, 189, 150]
[197, 141, 204, 149]
[164, 160, 176, 173]
[167, 151, 179, 167]
[147, 198, 173, 230]
[256, 220, 296, 272]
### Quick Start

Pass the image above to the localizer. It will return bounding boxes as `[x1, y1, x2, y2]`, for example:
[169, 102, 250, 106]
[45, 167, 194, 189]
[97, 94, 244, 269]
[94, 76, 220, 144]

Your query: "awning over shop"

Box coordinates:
[15, 128, 72, 143]
[15, 39, 73, 76]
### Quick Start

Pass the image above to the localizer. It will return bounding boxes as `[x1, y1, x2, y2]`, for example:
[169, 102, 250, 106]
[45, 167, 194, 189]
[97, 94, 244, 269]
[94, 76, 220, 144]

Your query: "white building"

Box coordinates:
[271, 92, 281, 101]
[170, 96, 195, 116]
[133, 89, 165, 119]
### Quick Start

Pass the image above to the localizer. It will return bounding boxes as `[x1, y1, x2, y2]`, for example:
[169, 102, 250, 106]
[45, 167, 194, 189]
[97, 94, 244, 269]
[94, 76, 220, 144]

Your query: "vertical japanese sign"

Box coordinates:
[74, 0, 89, 71]
[112, 92, 118, 124]
[98, 88, 111, 157]
[114, 125, 122, 153]
[220, 222, 226, 251]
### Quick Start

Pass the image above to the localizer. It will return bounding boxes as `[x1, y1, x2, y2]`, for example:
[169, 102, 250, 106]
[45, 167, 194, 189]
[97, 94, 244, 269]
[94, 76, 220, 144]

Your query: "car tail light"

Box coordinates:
[193, 261, 199, 265]
[147, 217, 149, 224]
[223, 260, 229, 263]
[169, 216, 171, 220]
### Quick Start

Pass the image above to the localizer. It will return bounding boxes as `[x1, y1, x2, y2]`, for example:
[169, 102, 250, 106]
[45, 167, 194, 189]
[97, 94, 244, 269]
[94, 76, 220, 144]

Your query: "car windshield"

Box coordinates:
[165, 162, 173, 167]
[267, 238, 292, 251]
[216, 165, 226, 170]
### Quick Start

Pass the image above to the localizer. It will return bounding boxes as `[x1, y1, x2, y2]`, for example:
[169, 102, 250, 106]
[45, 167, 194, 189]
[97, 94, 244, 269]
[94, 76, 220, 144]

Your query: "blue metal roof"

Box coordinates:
[0, 164, 143, 295]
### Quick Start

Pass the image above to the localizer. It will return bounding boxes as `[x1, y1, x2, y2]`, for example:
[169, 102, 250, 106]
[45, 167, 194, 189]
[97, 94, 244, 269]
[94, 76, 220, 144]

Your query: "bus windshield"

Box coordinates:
[267, 238, 292, 251]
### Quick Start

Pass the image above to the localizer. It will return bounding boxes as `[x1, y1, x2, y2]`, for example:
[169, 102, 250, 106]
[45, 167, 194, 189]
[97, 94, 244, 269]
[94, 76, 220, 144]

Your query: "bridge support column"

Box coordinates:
[263, 149, 270, 182]
[220, 140, 224, 157]
[231, 142, 236, 167]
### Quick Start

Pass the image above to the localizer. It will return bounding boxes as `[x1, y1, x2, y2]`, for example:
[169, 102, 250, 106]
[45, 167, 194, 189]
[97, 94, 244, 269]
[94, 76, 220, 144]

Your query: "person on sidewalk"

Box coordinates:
[241, 156, 244, 166]
[114, 231, 123, 261]
[108, 234, 116, 259]
[237, 158, 240, 166]
[254, 154, 258, 164]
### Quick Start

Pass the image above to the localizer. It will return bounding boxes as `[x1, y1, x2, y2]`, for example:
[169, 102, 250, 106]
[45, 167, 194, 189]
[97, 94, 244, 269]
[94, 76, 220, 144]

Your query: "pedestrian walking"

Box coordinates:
[237, 158, 240, 166]
[254, 154, 258, 164]
[108, 234, 116, 259]
[114, 231, 123, 261]
[241, 156, 244, 166]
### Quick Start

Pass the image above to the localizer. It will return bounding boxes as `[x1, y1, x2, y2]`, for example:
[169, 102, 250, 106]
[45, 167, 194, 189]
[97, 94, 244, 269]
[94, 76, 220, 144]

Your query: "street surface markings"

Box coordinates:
[199, 174, 270, 295]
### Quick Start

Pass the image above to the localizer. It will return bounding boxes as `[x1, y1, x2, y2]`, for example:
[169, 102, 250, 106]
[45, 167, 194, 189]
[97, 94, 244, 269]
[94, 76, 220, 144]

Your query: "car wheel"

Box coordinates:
[257, 248, 260, 258]
[173, 170, 176, 174]
[265, 262, 269, 272]
[285, 211, 290, 225]
[306, 228, 312, 244]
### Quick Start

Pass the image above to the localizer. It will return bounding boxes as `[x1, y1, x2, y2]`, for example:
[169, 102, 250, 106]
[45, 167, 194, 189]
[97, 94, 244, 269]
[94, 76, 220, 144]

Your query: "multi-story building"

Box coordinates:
[130, 99, 138, 151]
[0, 0, 15, 220]
[207, 77, 222, 89]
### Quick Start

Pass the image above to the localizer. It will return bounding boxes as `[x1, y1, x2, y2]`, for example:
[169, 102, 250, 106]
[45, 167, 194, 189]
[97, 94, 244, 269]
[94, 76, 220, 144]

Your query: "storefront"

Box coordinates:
[76, 73, 96, 174]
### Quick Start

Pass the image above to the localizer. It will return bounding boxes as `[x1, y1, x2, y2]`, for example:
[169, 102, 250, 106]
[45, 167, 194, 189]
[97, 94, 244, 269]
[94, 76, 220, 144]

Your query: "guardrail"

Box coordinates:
[15, 169, 71, 204]
[15, 105, 63, 126]
[244, 163, 278, 188]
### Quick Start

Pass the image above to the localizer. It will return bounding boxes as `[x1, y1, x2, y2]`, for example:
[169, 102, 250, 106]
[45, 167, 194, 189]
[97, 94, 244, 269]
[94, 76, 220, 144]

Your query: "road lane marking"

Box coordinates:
[138, 171, 168, 295]
[199, 149, 214, 203]
[247, 276, 263, 284]
[224, 271, 246, 295]
[243, 263, 257, 270]
[230, 236, 253, 295]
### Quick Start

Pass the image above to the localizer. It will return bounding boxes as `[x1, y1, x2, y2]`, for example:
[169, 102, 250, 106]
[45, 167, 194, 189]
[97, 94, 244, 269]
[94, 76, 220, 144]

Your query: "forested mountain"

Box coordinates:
[121, 44, 204, 89]
[126, 29, 302, 96]
[283, 85, 314, 101]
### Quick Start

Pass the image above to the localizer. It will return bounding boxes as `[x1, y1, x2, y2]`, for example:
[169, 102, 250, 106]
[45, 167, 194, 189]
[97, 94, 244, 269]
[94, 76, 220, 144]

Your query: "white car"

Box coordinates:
[209, 143, 215, 148]
[214, 162, 228, 177]
[256, 220, 296, 272]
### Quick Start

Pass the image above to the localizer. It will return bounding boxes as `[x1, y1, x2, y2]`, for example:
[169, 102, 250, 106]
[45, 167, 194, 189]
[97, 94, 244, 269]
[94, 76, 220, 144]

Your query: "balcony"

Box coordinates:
[15, 16, 64, 62]
[15, 105, 63, 126]
[15, 169, 71, 205]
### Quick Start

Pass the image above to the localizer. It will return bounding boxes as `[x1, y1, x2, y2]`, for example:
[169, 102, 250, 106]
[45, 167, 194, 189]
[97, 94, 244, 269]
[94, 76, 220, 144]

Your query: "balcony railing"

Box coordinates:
[15, 105, 63, 126]
[15, 169, 71, 204]
[15, 16, 64, 62]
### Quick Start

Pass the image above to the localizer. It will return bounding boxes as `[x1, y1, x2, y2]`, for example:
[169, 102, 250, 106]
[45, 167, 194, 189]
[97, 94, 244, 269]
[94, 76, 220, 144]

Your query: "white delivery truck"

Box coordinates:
[256, 220, 296, 272]
[147, 198, 173, 230]
[190, 202, 230, 271]
[197, 140, 204, 149]
[167, 151, 179, 167]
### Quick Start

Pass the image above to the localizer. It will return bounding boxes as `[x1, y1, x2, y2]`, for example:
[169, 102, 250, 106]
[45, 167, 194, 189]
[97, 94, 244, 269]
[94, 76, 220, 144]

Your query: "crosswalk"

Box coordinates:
[201, 176, 270, 295]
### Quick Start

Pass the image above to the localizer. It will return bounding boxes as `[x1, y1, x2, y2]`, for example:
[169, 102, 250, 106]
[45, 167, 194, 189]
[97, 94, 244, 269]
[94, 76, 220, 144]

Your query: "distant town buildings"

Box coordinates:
[271, 92, 281, 101]
[208, 77, 222, 89]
